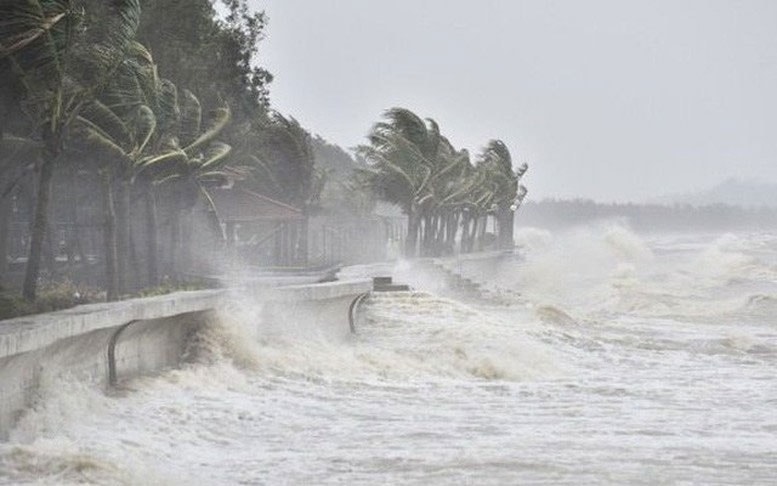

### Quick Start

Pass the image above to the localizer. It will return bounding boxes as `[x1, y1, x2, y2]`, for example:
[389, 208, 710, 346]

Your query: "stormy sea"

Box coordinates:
[2, 224, 776, 485]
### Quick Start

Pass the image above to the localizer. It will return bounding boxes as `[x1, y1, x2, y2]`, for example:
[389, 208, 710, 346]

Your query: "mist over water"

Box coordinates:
[2, 225, 777, 485]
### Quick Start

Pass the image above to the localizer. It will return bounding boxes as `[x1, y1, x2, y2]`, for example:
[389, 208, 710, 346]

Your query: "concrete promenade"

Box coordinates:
[0, 278, 371, 439]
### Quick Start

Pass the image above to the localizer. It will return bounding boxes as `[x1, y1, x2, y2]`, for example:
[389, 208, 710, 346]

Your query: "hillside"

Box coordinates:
[658, 178, 777, 208]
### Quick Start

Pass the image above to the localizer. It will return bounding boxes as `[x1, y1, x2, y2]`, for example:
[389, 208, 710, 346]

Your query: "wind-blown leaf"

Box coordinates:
[133, 104, 156, 156]
[79, 100, 132, 150]
[183, 106, 229, 155]
[178, 88, 202, 147]
[199, 141, 232, 170]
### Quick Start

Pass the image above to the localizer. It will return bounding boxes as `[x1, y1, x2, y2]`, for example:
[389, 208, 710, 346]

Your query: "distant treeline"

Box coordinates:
[517, 199, 777, 232]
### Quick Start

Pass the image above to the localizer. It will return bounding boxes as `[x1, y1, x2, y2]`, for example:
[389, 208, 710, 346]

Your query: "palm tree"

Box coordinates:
[135, 89, 233, 278]
[475, 140, 528, 249]
[247, 112, 325, 265]
[72, 89, 156, 299]
[356, 108, 445, 257]
[81, 45, 230, 287]
[0, 0, 142, 300]
[426, 145, 474, 254]
[71, 41, 175, 296]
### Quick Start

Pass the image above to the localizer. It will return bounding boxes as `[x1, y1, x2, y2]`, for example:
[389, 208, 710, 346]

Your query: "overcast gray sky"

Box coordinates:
[251, 0, 777, 201]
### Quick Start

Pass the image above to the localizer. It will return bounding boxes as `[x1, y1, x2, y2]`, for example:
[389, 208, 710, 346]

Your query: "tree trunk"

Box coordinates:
[459, 213, 470, 253]
[101, 168, 119, 301]
[496, 207, 515, 250]
[68, 172, 84, 269]
[22, 161, 55, 301]
[115, 178, 131, 293]
[44, 218, 57, 275]
[144, 187, 159, 287]
[0, 195, 10, 281]
[477, 214, 488, 251]
[436, 213, 448, 255]
[405, 210, 419, 258]
[421, 213, 433, 256]
[469, 214, 481, 252]
[180, 209, 193, 273]
[170, 211, 181, 281]
[466, 214, 479, 253]
[445, 212, 458, 255]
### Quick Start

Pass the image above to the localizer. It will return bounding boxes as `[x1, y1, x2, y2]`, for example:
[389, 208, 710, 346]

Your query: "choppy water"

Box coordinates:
[2, 226, 777, 485]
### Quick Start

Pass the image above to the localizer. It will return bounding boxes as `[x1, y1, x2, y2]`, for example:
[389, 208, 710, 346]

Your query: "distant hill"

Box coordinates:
[658, 178, 777, 208]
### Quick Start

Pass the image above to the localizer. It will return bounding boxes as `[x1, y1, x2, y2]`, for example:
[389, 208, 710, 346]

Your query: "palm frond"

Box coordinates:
[183, 105, 230, 155]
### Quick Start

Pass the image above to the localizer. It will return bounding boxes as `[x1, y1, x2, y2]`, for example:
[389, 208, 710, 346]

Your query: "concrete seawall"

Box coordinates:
[0, 280, 371, 439]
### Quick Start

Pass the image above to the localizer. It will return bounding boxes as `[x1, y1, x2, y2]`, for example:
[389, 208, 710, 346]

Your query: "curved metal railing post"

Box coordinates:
[107, 320, 137, 386]
[348, 292, 370, 334]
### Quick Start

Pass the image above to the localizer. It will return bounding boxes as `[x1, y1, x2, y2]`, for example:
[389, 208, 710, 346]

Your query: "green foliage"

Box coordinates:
[0, 279, 101, 320]
[136, 0, 272, 119]
[357, 107, 473, 214]
[0, 277, 213, 320]
[134, 277, 209, 298]
[134, 89, 235, 204]
[357, 106, 530, 255]
[244, 112, 324, 211]
[312, 136, 375, 215]
[0, 0, 142, 148]
[1, 0, 144, 301]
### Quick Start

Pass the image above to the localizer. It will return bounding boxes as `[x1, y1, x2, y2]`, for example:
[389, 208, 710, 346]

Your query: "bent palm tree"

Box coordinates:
[247, 112, 325, 264]
[356, 108, 444, 256]
[0, 0, 142, 300]
[476, 140, 528, 249]
[72, 98, 156, 299]
[135, 89, 234, 277]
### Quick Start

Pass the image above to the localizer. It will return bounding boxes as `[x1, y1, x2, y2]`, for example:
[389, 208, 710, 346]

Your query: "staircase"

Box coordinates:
[419, 258, 521, 305]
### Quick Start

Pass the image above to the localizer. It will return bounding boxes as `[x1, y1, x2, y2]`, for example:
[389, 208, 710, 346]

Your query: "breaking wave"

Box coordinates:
[3, 226, 777, 485]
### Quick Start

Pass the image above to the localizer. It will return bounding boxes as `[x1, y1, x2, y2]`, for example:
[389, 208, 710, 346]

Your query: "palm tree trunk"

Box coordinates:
[421, 213, 433, 256]
[459, 213, 469, 253]
[144, 187, 159, 286]
[466, 214, 478, 253]
[405, 210, 419, 258]
[115, 178, 131, 293]
[446, 212, 458, 254]
[477, 215, 488, 251]
[22, 160, 55, 301]
[44, 220, 56, 275]
[436, 213, 448, 255]
[170, 212, 181, 280]
[101, 167, 119, 301]
[470, 214, 482, 252]
[497, 207, 514, 249]
[67, 170, 84, 268]
[0, 195, 10, 280]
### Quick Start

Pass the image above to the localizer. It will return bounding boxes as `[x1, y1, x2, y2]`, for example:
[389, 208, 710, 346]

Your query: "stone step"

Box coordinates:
[373, 284, 411, 292]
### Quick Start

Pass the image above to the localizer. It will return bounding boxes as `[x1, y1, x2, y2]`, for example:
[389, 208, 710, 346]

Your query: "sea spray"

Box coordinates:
[358, 292, 562, 381]
[1, 229, 776, 484]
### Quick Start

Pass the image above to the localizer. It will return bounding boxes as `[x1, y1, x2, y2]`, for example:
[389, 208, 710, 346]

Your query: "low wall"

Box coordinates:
[0, 279, 371, 439]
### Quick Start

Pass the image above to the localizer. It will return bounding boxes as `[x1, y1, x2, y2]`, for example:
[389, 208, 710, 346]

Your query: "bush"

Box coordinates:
[0, 280, 101, 321]
[0, 277, 211, 321]
[135, 277, 209, 298]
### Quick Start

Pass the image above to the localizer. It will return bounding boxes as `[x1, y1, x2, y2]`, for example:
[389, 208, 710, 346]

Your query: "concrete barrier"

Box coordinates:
[0, 279, 371, 439]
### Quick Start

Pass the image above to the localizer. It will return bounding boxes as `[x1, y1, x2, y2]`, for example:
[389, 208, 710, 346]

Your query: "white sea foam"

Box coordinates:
[2, 228, 777, 485]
